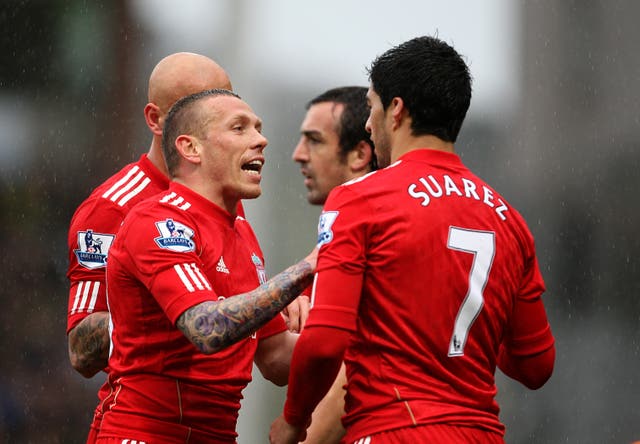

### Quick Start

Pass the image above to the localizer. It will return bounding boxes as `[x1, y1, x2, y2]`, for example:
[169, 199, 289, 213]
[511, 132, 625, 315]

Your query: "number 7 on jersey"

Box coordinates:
[447, 227, 495, 357]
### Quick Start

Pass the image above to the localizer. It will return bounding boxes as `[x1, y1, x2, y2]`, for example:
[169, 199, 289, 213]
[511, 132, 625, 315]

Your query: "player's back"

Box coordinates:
[332, 149, 544, 436]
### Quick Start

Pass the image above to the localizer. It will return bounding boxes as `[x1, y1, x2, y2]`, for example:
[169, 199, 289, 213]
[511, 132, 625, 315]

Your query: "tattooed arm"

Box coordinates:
[68, 311, 110, 378]
[177, 252, 316, 354]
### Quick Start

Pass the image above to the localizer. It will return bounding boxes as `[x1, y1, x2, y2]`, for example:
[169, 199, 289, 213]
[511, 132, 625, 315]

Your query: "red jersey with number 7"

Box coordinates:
[306, 149, 554, 441]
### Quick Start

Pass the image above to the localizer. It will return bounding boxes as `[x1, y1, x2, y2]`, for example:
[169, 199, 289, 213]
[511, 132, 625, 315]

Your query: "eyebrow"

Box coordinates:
[230, 113, 262, 128]
[301, 129, 323, 139]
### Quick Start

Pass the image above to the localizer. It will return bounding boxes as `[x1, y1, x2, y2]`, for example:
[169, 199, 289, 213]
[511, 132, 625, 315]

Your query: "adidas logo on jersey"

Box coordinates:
[216, 256, 230, 274]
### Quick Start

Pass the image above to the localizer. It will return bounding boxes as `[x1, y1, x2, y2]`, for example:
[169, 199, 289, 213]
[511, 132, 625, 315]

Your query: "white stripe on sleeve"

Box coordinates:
[191, 264, 212, 290]
[117, 177, 151, 207]
[87, 282, 100, 312]
[184, 263, 205, 291]
[174, 264, 195, 292]
[71, 282, 83, 314]
[102, 166, 140, 199]
[173, 263, 212, 292]
[109, 171, 144, 203]
[78, 282, 92, 312]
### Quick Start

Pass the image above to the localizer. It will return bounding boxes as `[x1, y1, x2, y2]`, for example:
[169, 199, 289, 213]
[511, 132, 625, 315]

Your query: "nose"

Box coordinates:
[365, 115, 372, 134]
[292, 139, 308, 163]
[254, 131, 268, 150]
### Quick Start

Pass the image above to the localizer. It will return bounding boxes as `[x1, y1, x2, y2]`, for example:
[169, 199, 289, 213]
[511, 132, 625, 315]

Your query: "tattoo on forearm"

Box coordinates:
[177, 259, 314, 354]
[69, 312, 110, 375]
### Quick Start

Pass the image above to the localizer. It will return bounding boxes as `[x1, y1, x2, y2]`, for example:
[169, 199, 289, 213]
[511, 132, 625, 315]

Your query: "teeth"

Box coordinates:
[243, 159, 263, 175]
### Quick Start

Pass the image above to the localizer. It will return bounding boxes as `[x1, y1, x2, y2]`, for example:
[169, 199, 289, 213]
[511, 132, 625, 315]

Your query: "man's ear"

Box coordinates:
[389, 97, 407, 130]
[144, 103, 163, 136]
[175, 135, 201, 165]
[347, 140, 374, 173]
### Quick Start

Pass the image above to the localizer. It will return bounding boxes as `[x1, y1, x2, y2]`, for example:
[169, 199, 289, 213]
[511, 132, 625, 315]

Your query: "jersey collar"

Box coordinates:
[397, 148, 463, 167]
[168, 182, 238, 226]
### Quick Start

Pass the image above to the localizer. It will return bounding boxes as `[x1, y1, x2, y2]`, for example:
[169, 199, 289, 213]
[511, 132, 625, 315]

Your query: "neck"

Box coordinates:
[174, 176, 238, 217]
[147, 137, 170, 178]
[391, 134, 454, 163]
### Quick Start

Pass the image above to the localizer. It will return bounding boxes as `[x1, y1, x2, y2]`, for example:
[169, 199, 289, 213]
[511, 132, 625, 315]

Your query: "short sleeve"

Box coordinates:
[66, 200, 124, 332]
[118, 209, 218, 324]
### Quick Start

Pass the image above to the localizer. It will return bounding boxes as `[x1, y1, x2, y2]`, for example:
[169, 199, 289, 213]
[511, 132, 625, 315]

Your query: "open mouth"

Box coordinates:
[242, 159, 263, 176]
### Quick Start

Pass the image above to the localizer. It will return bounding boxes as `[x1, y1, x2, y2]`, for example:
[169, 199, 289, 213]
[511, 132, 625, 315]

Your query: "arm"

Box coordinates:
[497, 289, 555, 389]
[270, 326, 350, 444]
[255, 330, 298, 386]
[67, 311, 110, 378]
[177, 251, 316, 354]
[301, 362, 347, 444]
[497, 342, 555, 389]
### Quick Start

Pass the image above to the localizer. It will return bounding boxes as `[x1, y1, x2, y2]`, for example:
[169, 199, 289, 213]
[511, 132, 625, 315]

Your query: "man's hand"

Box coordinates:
[282, 246, 317, 332]
[282, 295, 310, 333]
[269, 414, 306, 444]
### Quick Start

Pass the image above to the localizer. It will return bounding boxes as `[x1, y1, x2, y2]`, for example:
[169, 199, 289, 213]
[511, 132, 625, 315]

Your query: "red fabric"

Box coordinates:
[83, 380, 114, 444]
[295, 149, 554, 442]
[84, 420, 98, 444]
[350, 423, 505, 444]
[97, 374, 240, 443]
[284, 326, 350, 426]
[497, 343, 555, 390]
[67, 154, 170, 333]
[104, 182, 285, 439]
[67, 154, 170, 441]
[497, 280, 555, 388]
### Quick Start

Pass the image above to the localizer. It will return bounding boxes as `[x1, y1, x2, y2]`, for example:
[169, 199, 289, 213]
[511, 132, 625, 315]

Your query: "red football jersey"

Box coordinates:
[101, 182, 285, 441]
[307, 149, 554, 441]
[66, 154, 170, 332]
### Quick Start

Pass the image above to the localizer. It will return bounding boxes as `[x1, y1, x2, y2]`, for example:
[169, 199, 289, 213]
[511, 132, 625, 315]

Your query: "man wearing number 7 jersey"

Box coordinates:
[270, 35, 555, 444]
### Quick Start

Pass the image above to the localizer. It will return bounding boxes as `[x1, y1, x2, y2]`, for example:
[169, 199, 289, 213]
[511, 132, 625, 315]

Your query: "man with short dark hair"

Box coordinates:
[271, 35, 555, 444]
[293, 86, 376, 206]
[292, 86, 376, 444]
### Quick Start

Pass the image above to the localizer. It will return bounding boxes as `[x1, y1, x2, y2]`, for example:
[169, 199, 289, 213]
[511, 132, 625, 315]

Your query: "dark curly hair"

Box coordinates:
[368, 35, 472, 143]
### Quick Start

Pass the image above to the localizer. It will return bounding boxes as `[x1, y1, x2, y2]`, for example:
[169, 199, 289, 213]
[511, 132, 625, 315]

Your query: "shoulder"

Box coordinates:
[70, 160, 162, 222]
[325, 162, 403, 211]
[114, 193, 200, 255]
[123, 189, 196, 230]
[99, 160, 168, 209]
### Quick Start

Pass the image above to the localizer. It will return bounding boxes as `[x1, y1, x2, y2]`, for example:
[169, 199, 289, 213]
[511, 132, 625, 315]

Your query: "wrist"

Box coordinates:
[283, 401, 310, 428]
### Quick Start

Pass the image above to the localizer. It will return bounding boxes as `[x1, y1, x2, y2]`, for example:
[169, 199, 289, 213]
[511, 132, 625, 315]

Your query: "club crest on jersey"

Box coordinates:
[317, 211, 339, 247]
[251, 253, 267, 284]
[154, 219, 195, 252]
[75, 229, 115, 269]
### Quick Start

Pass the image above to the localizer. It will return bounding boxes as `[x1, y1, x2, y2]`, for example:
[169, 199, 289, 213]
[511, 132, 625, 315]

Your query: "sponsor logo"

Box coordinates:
[74, 229, 115, 269]
[317, 211, 339, 246]
[154, 219, 195, 252]
[216, 256, 230, 274]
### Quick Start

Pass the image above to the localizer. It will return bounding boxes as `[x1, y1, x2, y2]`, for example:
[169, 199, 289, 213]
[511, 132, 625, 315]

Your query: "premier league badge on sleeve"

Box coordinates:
[75, 229, 115, 269]
[154, 218, 195, 252]
[317, 211, 339, 247]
